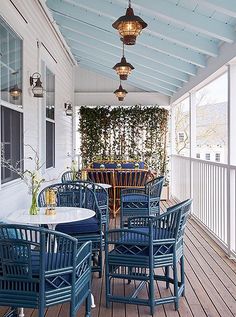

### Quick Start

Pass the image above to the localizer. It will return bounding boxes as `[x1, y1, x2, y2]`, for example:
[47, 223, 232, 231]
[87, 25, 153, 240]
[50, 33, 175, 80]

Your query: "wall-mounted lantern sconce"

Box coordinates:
[10, 71, 22, 100]
[64, 101, 73, 116]
[30, 72, 44, 98]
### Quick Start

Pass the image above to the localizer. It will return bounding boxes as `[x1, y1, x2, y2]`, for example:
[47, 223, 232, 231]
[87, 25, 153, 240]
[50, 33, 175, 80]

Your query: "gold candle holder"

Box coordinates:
[81, 170, 87, 181]
[45, 188, 56, 215]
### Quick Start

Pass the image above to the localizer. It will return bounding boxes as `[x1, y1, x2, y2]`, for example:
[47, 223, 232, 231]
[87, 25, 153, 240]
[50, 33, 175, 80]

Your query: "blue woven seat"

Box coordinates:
[38, 183, 104, 277]
[0, 224, 92, 317]
[120, 176, 164, 227]
[105, 199, 192, 315]
[56, 216, 100, 234]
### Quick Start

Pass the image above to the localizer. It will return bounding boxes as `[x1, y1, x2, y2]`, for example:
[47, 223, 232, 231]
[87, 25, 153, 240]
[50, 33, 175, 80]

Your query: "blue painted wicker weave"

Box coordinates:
[0, 224, 92, 317]
[38, 183, 104, 277]
[105, 199, 192, 315]
[120, 176, 164, 227]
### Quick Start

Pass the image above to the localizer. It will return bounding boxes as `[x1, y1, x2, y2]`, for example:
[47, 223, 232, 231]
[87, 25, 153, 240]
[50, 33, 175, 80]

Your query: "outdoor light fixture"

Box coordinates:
[114, 82, 128, 101]
[9, 71, 22, 100]
[112, 0, 147, 45]
[30, 72, 44, 98]
[113, 43, 134, 80]
[64, 101, 73, 116]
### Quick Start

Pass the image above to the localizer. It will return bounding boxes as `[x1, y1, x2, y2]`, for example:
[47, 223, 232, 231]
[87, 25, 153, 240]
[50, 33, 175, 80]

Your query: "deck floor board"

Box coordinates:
[1, 200, 236, 317]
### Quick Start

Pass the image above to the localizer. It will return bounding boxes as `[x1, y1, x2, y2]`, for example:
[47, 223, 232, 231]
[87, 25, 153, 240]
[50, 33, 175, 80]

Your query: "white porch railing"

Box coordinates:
[171, 155, 236, 257]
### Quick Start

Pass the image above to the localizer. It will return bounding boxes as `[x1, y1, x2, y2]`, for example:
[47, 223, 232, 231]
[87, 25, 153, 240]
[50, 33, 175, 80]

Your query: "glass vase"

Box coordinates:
[29, 191, 39, 215]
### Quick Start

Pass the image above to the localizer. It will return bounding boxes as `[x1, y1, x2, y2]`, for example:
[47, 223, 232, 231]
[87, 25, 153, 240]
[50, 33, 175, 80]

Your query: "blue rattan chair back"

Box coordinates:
[61, 170, 81, 183]
[0, 224, 92, 317]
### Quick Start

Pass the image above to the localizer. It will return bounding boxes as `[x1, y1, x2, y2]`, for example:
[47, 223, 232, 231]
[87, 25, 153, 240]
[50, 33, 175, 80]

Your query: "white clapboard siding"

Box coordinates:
[0, 0, 75, 216]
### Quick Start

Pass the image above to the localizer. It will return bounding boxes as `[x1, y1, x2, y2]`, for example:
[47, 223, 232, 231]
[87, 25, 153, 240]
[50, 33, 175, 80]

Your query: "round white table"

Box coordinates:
[4, 206, 97, 313]
[5, 207, 95, 230]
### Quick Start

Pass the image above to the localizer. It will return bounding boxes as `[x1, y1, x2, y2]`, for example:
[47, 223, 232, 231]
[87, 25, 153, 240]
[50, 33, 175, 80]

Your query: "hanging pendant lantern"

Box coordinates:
[114, 82, 128, 101]
[113, 43, 134, 80]
[112, 0, 147, 45]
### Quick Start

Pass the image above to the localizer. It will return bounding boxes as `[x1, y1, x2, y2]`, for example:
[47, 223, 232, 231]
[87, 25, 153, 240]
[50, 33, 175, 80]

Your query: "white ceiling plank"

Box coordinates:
[197, 0, 236, 18]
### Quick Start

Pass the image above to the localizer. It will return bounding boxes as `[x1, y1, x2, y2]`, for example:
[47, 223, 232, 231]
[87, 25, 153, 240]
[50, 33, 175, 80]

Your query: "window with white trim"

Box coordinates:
[205, 153, 210, 160]
[0, 17, 23, 184]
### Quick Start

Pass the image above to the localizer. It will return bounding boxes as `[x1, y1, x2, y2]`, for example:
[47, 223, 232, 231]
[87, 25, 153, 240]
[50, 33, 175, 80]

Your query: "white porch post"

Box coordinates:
[189, 92, 196, 213]
[227, 64, 236, 256]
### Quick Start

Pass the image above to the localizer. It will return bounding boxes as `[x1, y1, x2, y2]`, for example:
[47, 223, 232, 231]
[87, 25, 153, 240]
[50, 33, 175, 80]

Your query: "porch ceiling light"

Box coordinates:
[10, 71, 22, 100]
[30, 72, 44, 98]
[113, 43, 134, 80]
[114, 82, 128, 101]
[112, 0, 147, 45]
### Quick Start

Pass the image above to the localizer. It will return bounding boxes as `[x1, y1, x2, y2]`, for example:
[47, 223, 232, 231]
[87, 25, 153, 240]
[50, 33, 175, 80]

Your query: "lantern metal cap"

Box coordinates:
[113, 56, 135, 71]
[112, 6, 147, 30]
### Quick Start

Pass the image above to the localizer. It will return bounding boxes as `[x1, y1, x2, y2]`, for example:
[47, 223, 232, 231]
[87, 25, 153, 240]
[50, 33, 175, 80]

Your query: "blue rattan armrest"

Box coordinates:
[76, 241, 92, 267]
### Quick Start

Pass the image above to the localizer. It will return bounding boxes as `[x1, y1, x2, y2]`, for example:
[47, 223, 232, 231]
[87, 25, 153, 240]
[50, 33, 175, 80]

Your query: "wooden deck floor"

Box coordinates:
[1, 199, 236, 317]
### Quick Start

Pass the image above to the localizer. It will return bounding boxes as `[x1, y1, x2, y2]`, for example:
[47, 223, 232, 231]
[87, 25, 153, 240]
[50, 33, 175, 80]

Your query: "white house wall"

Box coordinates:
[0, 0, 74, 217]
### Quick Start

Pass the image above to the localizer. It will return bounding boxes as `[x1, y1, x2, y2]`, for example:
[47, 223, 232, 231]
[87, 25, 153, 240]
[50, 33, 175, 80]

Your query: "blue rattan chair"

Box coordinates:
[120, 176, 164, 227]
[105, 199, 192, 315]
[38, 183, 104, 277]
[61, 178, 109, 231]
[0, 224, 92, 317]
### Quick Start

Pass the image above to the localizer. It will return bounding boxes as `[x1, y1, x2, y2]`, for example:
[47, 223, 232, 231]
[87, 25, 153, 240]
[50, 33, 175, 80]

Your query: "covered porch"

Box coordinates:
[0, 0, 236, 316]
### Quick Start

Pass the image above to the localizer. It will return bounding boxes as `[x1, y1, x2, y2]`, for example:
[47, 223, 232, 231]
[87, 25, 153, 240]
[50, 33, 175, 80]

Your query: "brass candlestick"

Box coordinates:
[45, 188, 56, 215]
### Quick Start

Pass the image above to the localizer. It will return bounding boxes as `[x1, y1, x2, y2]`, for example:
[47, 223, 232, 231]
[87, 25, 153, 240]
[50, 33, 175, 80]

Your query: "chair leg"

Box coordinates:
[85, 292, 91, 317]
[38, 305, 45, 317]
[149, 270, 155, 315]
[173, 260, 179, 310]
[165, 266, 170, 289]
[180, 255, 185, 296]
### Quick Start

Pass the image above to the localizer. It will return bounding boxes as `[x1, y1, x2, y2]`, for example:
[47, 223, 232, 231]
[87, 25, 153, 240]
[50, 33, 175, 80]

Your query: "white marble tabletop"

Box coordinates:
[5, 207, 95, 229]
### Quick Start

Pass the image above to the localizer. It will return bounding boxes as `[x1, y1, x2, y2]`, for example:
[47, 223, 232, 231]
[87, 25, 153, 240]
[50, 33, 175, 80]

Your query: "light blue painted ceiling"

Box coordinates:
[46, 0, 236, 97]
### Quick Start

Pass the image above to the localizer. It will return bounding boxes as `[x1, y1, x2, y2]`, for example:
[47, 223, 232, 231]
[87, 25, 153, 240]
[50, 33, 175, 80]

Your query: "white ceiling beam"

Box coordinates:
[197, 0, 236, 18]
[114, 0, 235, 43]
[47, 0, 218, 57]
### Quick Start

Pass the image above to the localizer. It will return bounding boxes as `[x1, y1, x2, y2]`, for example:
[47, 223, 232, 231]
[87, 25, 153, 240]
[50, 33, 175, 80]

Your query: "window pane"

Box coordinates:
[46, 121, 55, 168]
[173, 97, 190, 156]
[1, 106, 23, 183]
[196, 73, 228, 163]
[0, 17, 23, 105]
[46, 68, 55, 120]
